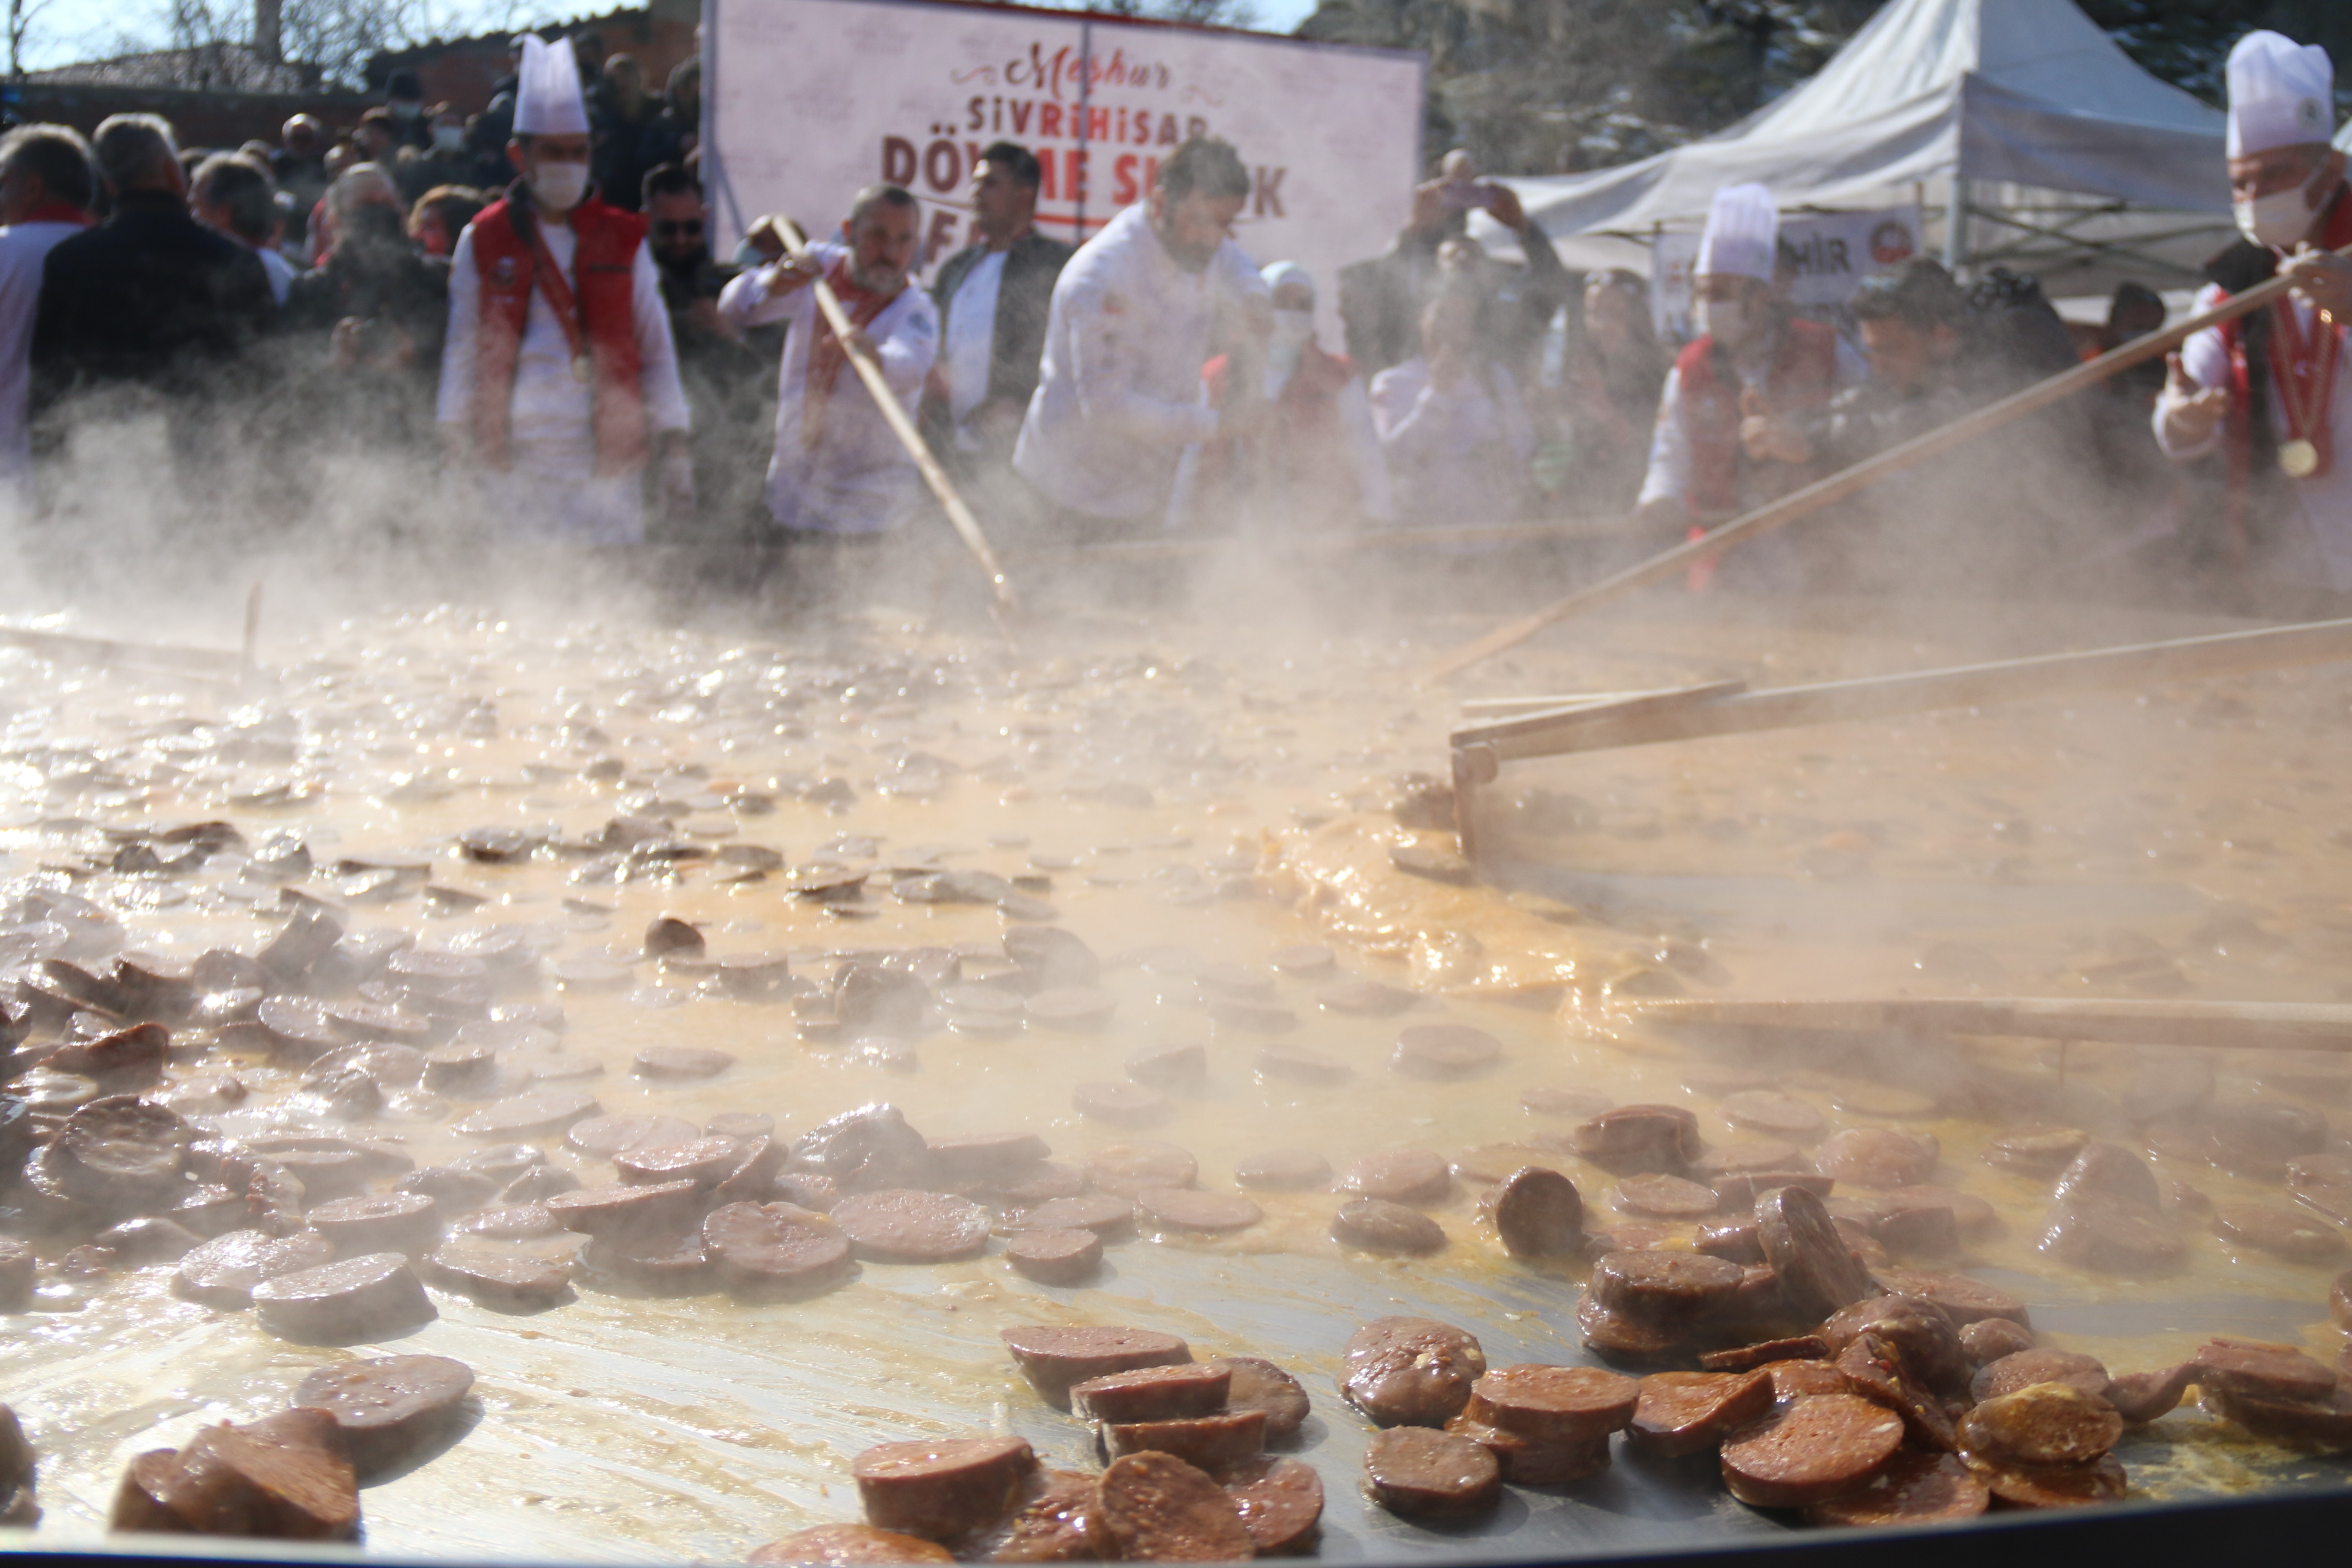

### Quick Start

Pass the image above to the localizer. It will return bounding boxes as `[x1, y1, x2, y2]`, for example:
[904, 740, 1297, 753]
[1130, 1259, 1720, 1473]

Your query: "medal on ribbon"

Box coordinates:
[2269, 296, 2340, 481]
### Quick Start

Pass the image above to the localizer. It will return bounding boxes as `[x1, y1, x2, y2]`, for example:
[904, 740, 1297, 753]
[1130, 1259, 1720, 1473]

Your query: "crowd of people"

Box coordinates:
[0, 23, 2345, 606]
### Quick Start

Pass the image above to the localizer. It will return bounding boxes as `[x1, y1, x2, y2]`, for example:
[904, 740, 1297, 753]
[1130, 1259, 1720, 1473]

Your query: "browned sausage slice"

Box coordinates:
[306, 1194, 442, 1259]
[291, 1354, 474, 1473]
[1873, 1268, 2029, 1329]
[2205, 1384, 2352, 1448]
[1568, 1105, 1700, 1173]
[1756, 1185, 1877, 1320]
[1362, 1427, 1500, 1518]
[1764, 1360, 1852, 1400]
[1803, 1450, 1989, 1525]
[173, 1229, 338, 1310]
[1002, 1195, 1135, 1237]
[251, 1253, 435, 1342]
[566, 1113, 698, 1158]
[1816, 1129, 1937, 1188]
[1331, 1199, 1446, 1255]
[1463, 1364, 1638, 1442]
[1102, 1410, 1267, 1470]
[1628, 1370, 1775, 1457]
[853, 1435, 1037, 1542]
[545, 1179, 704, 1238]
[830, 1190, 991, 1263]
[701, 1200, 852, 1287]
[1970, 1349, 2110, 1405]
[2103, 1362, 2197, 1424]
[117, 1408, 361, 1539]
[1213, 1357, 1311, 1442]
[424, 1240, 575, 1308]
[1221, 1455, 1321, 1555]
[1339, 1317, 1486, 1428]
[1719, 1393, 1902, 1509]
[1084, 1143, 1197, 1197]
[1588, 1250, 1744, 1322]
[1002, 1325, 1191, 1406]
[1391, 1024, 1500, 1078]
[1972, 1452, 2127, 1508]
[1234, 1150, 1330, 1191]
[2188, 1338, 2339, 1403]
[453, 1204, 563, 1240]
[616, 1138, 745, 1188]
[1699, 1337, 1830, 1373]
[1072, 1363, 1232, 1424]
[1481, 1167, 1583, 1257]
[1335, 1151, 1451, 1205]
[1613, 1174, 1721, 1221]
[451, 1090, 600, 1139]
[1135, 1188, 1262, 1234]
[1004, 1228, 1102, 1285]
[1958, 1383, 2123, 1467]
[969, 1467, 1094, 1563]
[1834, 1332, 1958, 1451]
[1088, 1451, 1254, 1560]
[634, 1044, 734, 1081]
[1959, 1318, 2036, 1366]
[1574, 1293, 1688, 1362]
[749, 1523, 954, 1564]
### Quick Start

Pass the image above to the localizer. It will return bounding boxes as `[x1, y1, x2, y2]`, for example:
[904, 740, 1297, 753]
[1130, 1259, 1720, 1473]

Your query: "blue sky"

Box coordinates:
[21, 0, 1323, 72]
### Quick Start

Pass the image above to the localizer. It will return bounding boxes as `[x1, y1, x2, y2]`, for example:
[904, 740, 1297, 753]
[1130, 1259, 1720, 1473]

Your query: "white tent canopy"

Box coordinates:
[1482, 0, 2240, 297]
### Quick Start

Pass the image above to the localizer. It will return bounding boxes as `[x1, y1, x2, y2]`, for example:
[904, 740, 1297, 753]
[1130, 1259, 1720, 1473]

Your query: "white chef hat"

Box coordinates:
[1696, 183, 1778, 283]
[2226, 31, 2334, 158]
[513, 34, 590, 138]
[1262, 261, 1314, 298]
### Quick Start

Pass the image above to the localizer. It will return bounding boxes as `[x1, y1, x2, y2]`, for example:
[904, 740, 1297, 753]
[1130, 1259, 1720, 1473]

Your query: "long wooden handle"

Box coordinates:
[1421, 246, 2352, 686]
[1449, 615, 2352, 763]
[0, 625, 243, 677]
[1632, 996, 2352, 1052]
[769, 217, 1017, 615]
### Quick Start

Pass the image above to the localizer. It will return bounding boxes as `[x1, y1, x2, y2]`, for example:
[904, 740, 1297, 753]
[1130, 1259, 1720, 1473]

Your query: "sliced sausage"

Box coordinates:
[968, 1467, 1094, 1563]
[306, 1193, 441, 1259]
[1718, 1393, 1903, 1509]
[1574, 1293, 1689, 1362]
[1072, 1363, 1233, 1424]
[1234, 1151, 1330, 1192]
[0, 1406, 32, 1525]
[1338, 1317, 1485, 1428]
[1088, 1452, 1253, 1560]
[1587, 1249, 1743, 1323]
[830, 1190, 991, 1263]
[1221, 1455, 1321, 1556]
[748, 1524, 954, 1564]
[2212, 1204, 2346, 1263]
[1983, 1127, 2089, 1177]
[1444, 1410, 1611, 1484]
[1084, 1143, 1197, 1197]
[1362, 1427, 1500, 1518]
[1971, 1349, 2110, 1405]
[1481, 1167, 1583, 1257]
[1613, 1174, 1721, 1221]
[1872, 1268, 2029, 1329]
[1002, 1325, 1191, 1406]
[1958, 1383, 2123, 1467]
[1135, 1188, 1262, 1234]
[1698, 1337, 1831, 1373]
[1390, 1024, 1500, 1078]
[1820, 1295, 1970, 1398]
[1972, 1452, 2127, 1509]
[2040, 1193, 2183, 1273]
[1815, 1128, 1938, 1188]
[566, 1113, 698, 1158]
[580, 1228, 713, 1290]
[1102, 1409, 1266, 1470]
[853, 1435, 1037, 1543]
[423, 1240, 575, 1309]
[251, 1253, 435, 1342]
[2104, 1363, 2197, 1424]
[1003, 1195, 1135, 1238]
[452, 1090, 600, 1140]
[174, 1229, 337, 1309]
[128, 1409, 360, 1539]
[1803, 1450, 1988, 1526]
[1463, 1364, 1638, 1443]
[95, 1216, 202, 1263]
[1959, 1318, 2036, 1366]
[545, 1179, 704, 1239]
[1765, 1360, 1852, 1401]
[615, 1139, 745, 1188]
[291, 1354, 474, 1473]
[1335, 1151, 1451, 1205]
[1628, 1370, 1776, 1457]
[1718, 1091, 1824, 1139]
[1835, 1332, 1957, 1452]
[1712, 1173, 1837, 1212]
[1332, 1199, 1445, 1254]
[1004, 1228, 1102, 1286]
[453, 1204, 562, 1240]
[1756, 1185, 1877, 1320]
[2188, 1338, 2339, 1403]
[1567, 1105, 1701, 1173]
[1213, 1357, 1311, 1442]
[2205, 1384, 2352, 1448]
[701, 1200, 852, 1288]
[1073, 1082, 1166, 1126]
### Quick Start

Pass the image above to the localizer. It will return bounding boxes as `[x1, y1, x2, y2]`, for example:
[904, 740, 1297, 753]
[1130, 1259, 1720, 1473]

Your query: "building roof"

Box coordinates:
[28, 43, 317, 93]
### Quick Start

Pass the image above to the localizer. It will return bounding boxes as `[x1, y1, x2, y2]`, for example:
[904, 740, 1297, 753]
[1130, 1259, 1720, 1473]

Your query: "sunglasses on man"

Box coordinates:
[653, 219, 703, 238]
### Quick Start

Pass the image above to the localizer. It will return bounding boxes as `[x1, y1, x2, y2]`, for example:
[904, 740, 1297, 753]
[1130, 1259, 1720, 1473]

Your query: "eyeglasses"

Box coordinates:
[652, 219, 703, 238]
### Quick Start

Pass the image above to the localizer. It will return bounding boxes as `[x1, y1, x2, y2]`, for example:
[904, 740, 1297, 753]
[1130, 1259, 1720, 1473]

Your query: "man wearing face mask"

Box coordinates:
[719, 183, 939, 544]
[1015, 135, 1272, 541]
[1183, 261, 1390, 530]
[1633, 184, 1865, 551]
[437, 35, 692, 545]
[395, 104, 474, 204]
[2155, 31, 2352, 591]
[383, 70, 431, 153]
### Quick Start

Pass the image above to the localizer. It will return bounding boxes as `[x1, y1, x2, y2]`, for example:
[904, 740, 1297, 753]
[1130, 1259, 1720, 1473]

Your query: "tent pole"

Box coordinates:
[1944, 175, 1968, 274]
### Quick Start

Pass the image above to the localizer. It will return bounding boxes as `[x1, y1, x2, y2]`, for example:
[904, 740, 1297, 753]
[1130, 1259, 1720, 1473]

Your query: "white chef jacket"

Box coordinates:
[1636, 328, 1870, 514]
[2156, 281, 2352, 588]
[1370, 357, 1534, 524]
[717, 242, 940, 535]
[943, 250, 1005, 435]
[0, 219, 80, 509]
[436, 213, 689, 544]
[1014, 202, 1268, 521]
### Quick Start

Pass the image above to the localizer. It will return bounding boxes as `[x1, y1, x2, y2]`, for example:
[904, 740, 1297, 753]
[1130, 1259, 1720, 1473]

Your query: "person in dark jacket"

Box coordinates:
[643, 161, 772, 539]
[30, 113, 274, 422]
[924, 141, 1072, 468]
[281, 162, 449, 455]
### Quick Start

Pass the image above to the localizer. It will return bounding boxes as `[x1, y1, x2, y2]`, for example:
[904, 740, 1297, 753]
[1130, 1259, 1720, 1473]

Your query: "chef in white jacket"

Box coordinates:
[719, 184, 938, 537]
[1014, 135, 1270, 539]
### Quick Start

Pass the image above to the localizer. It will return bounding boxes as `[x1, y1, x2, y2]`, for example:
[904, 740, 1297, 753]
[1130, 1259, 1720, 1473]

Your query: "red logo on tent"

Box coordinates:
[1869, 221, 1915, 265]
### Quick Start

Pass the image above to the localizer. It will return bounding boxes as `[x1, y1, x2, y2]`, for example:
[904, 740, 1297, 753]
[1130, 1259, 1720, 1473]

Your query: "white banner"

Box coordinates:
[1650, 206, 1924, 342]
[704, 0, 1426, 338]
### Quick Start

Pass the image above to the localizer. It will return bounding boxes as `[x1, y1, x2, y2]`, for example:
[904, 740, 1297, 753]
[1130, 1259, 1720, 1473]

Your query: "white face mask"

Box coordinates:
[1696, 297, 1749, 346]
[1271, 308, 1314, 348]
[432, 124, 464, 152]
[529, 161, 588, 213]
[2235, 167, 2326, 251]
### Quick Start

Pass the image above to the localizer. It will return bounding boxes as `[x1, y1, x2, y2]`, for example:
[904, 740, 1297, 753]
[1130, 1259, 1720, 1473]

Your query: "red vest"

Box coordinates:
[2214, 183, 2352, 558]
[1675, 315, 1840, 513]
[469, 193, 649, 476]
